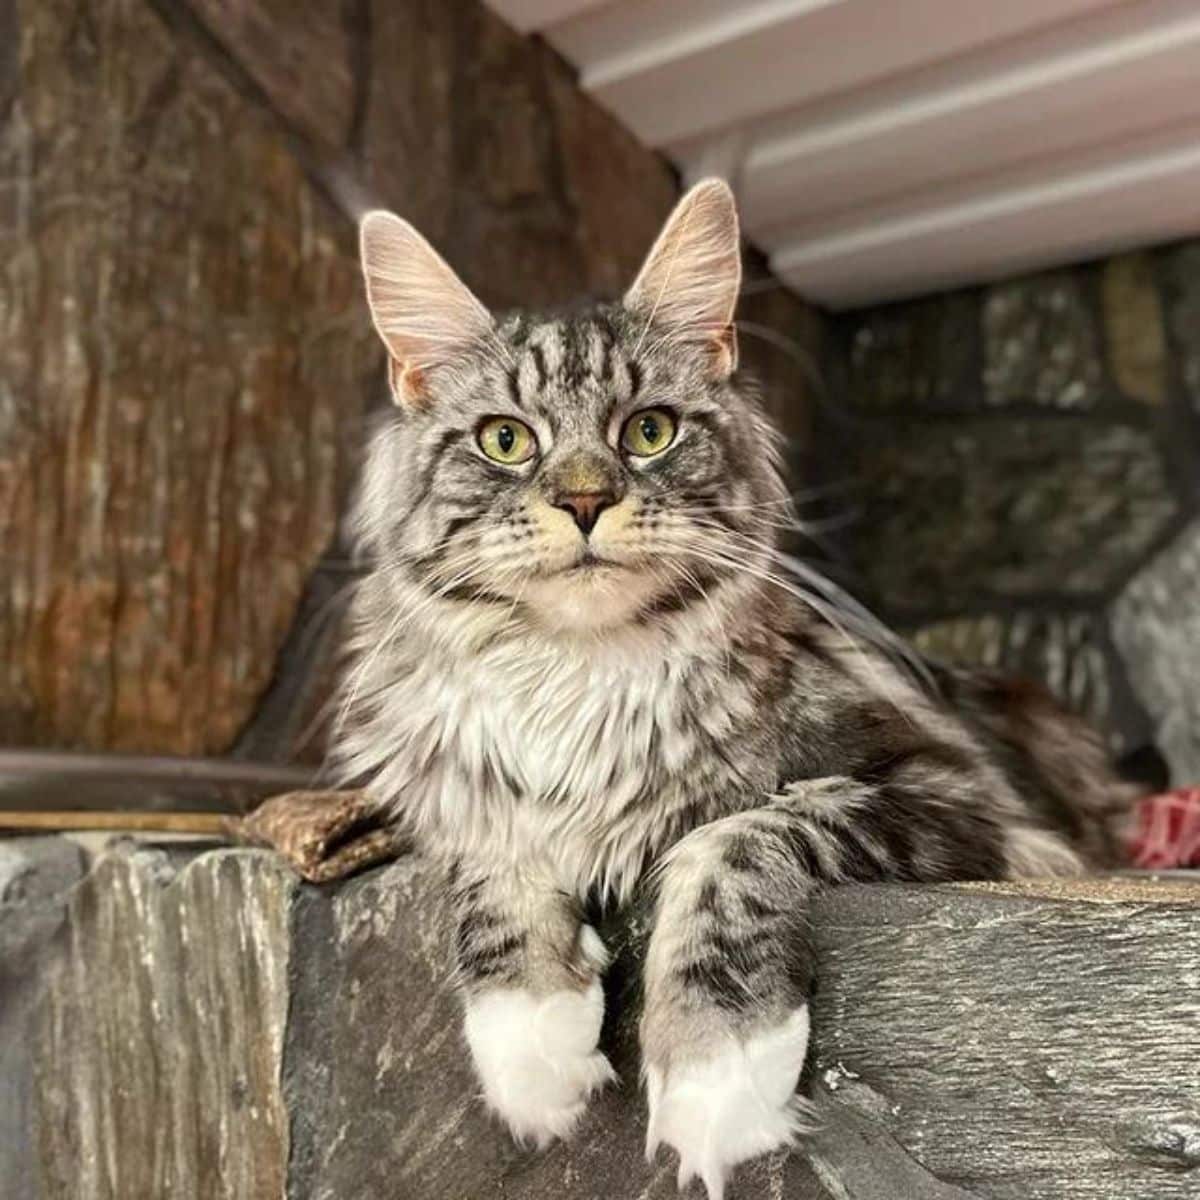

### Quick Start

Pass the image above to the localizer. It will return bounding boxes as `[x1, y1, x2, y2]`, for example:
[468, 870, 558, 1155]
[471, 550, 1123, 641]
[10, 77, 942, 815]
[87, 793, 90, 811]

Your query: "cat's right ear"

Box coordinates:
[359, 211, 494, 407]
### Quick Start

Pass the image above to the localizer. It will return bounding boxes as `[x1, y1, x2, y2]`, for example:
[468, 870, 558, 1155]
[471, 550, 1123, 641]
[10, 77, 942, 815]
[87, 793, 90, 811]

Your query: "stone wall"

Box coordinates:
[826, 248, 1200, 769]
[0, 0, 824, 761]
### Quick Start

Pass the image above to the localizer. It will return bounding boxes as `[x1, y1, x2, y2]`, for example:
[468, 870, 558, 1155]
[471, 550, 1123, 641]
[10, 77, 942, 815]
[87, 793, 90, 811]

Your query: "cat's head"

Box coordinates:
[355, 179, 787, 633]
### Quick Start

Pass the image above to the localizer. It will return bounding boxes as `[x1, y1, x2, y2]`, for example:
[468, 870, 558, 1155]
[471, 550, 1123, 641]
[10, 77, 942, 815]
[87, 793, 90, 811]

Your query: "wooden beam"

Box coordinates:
[0, 811, 232, 835]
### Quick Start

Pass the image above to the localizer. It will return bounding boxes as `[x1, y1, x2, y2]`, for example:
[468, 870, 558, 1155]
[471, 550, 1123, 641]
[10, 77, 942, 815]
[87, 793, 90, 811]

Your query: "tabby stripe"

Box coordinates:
[638, 566, 723, 621]
[626, 358, 642, 399]
[530, 344, 548, 390]
[417, 429, 464, 498]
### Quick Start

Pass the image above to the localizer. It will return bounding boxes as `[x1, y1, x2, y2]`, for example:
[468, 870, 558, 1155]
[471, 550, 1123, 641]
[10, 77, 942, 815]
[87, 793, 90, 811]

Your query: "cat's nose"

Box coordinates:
[554, 491, 615, 536]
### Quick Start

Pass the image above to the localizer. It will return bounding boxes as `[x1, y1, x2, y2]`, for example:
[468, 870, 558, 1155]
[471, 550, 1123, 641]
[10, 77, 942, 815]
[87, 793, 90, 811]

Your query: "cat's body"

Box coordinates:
[335, 181, 1133, 1198]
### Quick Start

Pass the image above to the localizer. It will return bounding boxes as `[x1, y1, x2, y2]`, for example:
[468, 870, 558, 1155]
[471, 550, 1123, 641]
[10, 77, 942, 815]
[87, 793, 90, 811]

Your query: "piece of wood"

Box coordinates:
[0, 811, 231, 835]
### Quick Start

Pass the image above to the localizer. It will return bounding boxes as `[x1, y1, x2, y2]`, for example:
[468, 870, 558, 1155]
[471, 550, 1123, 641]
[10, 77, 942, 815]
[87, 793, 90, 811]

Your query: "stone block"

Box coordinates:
[1162, 240, 1200, 416]
[20, 843, 1200, 1199]
[1111, 516, 1200, 785]
[1103, 252, 1167, 405]
[0, 837, 86, 1200]
[849, 418, 1176, 609]
[844, 292, 980, 411]
[185, 0, 360, 152]
[982, 271, 1103, 409]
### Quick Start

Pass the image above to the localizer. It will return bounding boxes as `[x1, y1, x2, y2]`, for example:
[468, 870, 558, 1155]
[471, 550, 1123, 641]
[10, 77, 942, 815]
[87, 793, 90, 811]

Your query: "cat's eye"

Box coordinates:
[477, 417, 537, 465]
[621, 408, 677, 457]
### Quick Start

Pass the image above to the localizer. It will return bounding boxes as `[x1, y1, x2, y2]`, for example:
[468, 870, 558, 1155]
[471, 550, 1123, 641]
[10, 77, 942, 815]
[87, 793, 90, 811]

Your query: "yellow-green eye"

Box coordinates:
[621, 407, 677, 457]
[478, 416, 536, 465]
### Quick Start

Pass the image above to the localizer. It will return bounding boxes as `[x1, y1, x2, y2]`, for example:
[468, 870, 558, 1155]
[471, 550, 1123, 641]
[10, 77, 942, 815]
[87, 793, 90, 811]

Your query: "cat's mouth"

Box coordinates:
[562, 550, 622, 575]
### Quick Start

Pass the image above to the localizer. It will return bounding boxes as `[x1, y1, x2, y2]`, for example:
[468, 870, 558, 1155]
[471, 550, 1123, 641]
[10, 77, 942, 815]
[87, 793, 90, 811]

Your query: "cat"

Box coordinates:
[331, 179, 1134, 1198]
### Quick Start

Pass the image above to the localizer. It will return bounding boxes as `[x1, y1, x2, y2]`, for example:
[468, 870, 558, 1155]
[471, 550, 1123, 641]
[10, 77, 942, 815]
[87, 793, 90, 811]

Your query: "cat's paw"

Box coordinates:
[464, 978, 616, 1147]
[644, 1006, 813, 1200]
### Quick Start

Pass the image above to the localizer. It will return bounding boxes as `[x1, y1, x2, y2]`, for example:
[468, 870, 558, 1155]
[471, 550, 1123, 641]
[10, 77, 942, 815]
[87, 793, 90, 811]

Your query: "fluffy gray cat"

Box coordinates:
[332, 179, 1132, 1198]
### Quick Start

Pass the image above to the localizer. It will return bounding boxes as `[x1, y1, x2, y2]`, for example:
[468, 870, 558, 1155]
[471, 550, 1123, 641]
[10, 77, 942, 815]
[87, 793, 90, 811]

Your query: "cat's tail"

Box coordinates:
[935, 665, 1142, 870]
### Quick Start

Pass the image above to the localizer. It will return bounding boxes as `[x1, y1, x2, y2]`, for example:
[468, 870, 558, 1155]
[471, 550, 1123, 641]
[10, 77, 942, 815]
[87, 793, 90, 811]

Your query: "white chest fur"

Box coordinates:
[361, 624, 733, 897]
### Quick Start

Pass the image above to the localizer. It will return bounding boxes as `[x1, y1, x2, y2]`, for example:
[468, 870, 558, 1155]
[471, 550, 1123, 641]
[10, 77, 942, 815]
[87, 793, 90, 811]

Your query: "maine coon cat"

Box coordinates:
[333, 179, 1132, 1198]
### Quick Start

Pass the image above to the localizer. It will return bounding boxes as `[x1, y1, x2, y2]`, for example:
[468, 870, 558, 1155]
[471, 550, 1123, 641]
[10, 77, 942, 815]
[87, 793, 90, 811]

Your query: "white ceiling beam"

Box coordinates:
[767, 122, 1200, 308]
[571, 0, 1125, 148]
[729, 0, 1200, 232]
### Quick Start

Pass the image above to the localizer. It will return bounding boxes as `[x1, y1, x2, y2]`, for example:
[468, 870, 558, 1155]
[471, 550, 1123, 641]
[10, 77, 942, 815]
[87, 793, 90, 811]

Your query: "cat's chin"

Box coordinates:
[521, 565, 663, 633]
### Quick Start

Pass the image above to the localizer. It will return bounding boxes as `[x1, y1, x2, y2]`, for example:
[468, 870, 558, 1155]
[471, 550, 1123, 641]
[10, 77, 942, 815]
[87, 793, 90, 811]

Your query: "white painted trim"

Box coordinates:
[750, 3, 1200, 176]
[579, 0, 837, 92]
[579, 0, 1113, 148]
[770, 129, 1200, 306]
[731, 0, 1200, 230]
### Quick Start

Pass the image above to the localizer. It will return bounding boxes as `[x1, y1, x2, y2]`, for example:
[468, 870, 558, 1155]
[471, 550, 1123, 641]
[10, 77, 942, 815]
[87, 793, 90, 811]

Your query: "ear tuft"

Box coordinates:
[624, 178, 741, 377]
[359, 211, 493, 406]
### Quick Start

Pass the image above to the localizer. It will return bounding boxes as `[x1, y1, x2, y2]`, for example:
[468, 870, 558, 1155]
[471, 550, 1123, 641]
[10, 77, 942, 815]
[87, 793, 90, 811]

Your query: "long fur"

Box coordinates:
[337, 180, 1135, 1195]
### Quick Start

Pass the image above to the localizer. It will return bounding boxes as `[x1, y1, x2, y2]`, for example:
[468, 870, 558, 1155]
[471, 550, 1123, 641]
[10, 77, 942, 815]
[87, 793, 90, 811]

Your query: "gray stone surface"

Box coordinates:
[34, 846, 295, 1200]
[1111, 517, 1200, 785]
[851, 418, 1177, 608]
[846, 293, 980, 411]
[0, 837, 85, 1200]
[811, 881, 1200, 1200]
[21, 843, 1200, 1199]
[982, 271, 1103, 409]
[1163, 240, 1200, 415]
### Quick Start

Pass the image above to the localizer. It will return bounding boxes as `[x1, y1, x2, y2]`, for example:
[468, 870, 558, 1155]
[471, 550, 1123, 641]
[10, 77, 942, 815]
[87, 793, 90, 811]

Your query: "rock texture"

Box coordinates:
[16, 840, 1200, 1199]
[0, 0, 378, 754]
[1103, 253, 1167, 406]
[982, 271, 1103, 410]
[1111, 517, 1200, 784]
[834, 236, 1200, 754]
[810, 881, 1200, 1200]
[0, 837, 85, 1200]
[851, 419, 1176, 609]
[34, 845, 295, 1199]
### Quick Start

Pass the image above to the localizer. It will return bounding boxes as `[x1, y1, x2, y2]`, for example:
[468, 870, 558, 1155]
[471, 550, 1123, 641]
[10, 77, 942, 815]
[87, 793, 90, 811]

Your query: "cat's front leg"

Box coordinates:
[641, 793, 840, 1199]
[452, 861, 615, 1147]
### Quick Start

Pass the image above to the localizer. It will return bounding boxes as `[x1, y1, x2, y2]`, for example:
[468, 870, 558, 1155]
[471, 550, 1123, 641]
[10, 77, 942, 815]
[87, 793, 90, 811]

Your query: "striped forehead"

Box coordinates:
[506, 316, 640, 416]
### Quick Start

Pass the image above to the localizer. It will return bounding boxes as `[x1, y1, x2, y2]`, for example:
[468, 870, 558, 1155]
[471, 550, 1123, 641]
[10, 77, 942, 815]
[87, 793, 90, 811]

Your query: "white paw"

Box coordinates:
[464, 978, 615, 1147]
[645, 1007, 812, 1200]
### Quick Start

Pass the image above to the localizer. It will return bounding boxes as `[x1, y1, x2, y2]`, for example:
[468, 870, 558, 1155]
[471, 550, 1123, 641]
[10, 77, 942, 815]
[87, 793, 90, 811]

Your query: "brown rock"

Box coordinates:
[0, 0, 379, 753]
[184, 0, 360, 152]
[1103, 252, 1167, 405]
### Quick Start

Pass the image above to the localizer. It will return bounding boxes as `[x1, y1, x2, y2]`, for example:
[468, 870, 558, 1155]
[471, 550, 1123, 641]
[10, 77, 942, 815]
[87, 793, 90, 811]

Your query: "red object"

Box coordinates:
[1128, 788, 1200, 869]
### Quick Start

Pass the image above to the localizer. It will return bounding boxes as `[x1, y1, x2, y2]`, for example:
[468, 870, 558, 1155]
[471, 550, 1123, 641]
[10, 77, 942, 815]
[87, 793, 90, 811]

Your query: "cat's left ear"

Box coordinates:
[624, 178, 741, 378]
[360, 211, 494, 407]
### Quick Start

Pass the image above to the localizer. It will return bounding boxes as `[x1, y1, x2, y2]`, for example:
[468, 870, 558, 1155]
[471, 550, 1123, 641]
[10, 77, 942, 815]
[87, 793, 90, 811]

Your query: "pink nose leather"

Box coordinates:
[556, 492, 613, 536]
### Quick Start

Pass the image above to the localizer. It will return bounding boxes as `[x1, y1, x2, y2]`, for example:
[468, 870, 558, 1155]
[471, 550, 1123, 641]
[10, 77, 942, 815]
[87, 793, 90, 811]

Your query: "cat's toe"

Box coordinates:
[464, 979, 615, 1147]
[644, 1006, 813, 1200]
